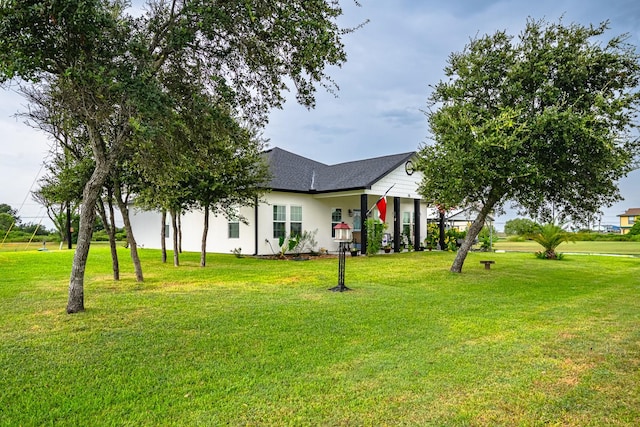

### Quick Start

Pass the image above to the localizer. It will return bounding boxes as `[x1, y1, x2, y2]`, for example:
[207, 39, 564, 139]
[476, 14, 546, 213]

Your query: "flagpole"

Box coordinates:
[365, 184, 395, 217]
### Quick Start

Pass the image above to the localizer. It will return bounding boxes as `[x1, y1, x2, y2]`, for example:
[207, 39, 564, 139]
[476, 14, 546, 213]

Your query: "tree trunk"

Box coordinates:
[106, 193, 120, 280]
[97, 192, 119, 280]
[171, 209, 179, 266]
[450, 199, 498, 273]
[66, 155, 109, 314]
[66, 202, 72, 249]
[161, 209, 167, 263]
[66, 117, 129, 313]
[114, 184, 143, 282]
[201, 205, 209, 267]
[178, 213, 183, 254]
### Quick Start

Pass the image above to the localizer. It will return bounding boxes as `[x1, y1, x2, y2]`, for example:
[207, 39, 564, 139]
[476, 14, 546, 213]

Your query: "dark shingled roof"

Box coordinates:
[263, 147, 415, 193]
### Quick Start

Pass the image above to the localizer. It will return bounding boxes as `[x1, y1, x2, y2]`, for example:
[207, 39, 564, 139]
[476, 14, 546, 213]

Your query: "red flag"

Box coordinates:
[376, 196, 387, 222]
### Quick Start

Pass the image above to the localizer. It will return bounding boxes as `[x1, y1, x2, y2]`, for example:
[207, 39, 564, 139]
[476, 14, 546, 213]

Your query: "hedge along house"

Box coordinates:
[128, 147, 428, 256]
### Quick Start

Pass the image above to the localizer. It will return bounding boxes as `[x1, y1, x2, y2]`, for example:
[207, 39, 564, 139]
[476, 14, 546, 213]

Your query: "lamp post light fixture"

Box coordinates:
[330, 221, 352, 292]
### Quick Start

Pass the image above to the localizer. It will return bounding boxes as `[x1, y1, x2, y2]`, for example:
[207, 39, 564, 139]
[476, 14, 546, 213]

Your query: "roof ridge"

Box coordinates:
[329, 151, 415, 168]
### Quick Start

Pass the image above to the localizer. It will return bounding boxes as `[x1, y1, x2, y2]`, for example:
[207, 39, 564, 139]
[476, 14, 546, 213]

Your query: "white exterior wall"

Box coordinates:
[128, 209, 165, 250]
[258, 192, 364, 255]
[129, 192, 368, 256]
[177, 206, 256, 255]
[129, 205, 256, 255]
[371, 165, 423, 200]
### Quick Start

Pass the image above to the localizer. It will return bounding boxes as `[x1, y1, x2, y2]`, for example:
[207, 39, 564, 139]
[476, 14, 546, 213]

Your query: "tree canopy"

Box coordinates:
[504, 218, 538, 236]
[0, 0, 358, 312]
[417, 18, 640, 273]
[0, 203, 19, 224]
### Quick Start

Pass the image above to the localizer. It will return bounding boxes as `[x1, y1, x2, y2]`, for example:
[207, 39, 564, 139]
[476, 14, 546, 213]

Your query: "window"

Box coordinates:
[290, 206, 302, 236]
[352, 209, 361, 231]
[273, 205, 286, 239]
[402, 211, 412, 239]
[228, 221, 239, 239]
[331, 208, 342, 237]
[630, 216, 636, 225]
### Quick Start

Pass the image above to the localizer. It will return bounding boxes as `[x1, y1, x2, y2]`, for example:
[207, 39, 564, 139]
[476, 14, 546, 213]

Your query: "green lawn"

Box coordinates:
[1, 247, 639, 426]
[494, 239, 640, 255]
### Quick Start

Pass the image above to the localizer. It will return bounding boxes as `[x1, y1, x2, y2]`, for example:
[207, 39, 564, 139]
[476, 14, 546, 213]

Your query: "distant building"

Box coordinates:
[617, 208, 640, 234]
[604, 224, 621, 233]
[443, 206, 494, 232]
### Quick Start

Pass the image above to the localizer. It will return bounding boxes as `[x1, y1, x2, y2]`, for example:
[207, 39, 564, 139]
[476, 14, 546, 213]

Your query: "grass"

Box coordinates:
[494, 239, 640, 255]
[1, 246, 639, 426]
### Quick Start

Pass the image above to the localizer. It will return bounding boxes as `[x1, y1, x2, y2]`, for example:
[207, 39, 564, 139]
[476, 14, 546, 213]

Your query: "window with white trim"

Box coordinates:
[402, 211, 412, 237]
[353, 209, 361, 232]
[290, 206, 302, 236]
[273, 205, 286, 238]
[331, 208, 342, 237]
[228, 221, 240, 238]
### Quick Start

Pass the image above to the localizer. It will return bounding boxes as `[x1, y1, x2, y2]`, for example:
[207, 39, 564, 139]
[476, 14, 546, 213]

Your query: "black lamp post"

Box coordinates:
[330, 221, 352, 292]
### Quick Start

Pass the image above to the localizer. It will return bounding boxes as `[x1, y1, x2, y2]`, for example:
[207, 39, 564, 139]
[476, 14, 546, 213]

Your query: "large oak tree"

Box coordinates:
[417, 19, 640, 273]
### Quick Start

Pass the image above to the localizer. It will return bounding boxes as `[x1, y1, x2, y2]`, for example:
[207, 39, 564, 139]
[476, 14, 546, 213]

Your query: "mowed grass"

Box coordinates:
[1, 247, 639, 426]
[494, 239, 640, 255]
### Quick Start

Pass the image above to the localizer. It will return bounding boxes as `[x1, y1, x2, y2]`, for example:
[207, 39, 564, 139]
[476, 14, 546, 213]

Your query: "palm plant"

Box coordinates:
[530, 223, 574, 259]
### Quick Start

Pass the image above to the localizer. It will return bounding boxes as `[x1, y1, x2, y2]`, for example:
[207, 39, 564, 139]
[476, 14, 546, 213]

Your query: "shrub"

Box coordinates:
[445, 228, 466, 251]
[365, 218, 385, 255]
[529, 223, 574, 260]
[0, 230, 59, 243]
[425, 223, 439, 248]
[574, 232, 631, 242]
[92, 231, 110, 242]
[535, 250, 565, 260]
[477, 225, 496, 251]
[627, 222, 640, 236]
[292, 230, 318, 257]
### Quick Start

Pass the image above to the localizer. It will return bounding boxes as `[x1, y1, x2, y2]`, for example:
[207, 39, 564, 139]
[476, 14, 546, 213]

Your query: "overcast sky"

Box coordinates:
[1, 0, 639, 230]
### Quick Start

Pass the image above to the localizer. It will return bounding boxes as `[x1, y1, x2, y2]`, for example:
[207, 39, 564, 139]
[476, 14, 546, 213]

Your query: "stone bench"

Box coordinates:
[480, 260, 495, 270]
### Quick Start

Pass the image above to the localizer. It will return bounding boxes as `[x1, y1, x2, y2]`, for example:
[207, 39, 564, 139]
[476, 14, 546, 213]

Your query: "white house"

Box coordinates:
[129, 147, 428, 255]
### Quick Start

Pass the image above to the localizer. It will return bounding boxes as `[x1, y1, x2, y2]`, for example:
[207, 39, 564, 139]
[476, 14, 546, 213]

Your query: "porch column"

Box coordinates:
[393, 197, 401, 252]
[414, 198, 421, 250]
[254, 196, 259, 256]
[360, 194, 368, 254]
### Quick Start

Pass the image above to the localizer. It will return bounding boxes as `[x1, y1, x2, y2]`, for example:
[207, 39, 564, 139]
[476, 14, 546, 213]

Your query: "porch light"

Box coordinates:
[330, 222, 352, 292]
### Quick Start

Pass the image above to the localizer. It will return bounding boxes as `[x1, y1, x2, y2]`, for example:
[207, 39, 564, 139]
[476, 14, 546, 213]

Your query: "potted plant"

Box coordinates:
[349, 237, 359, 256]
[383, 243, 392, 253]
